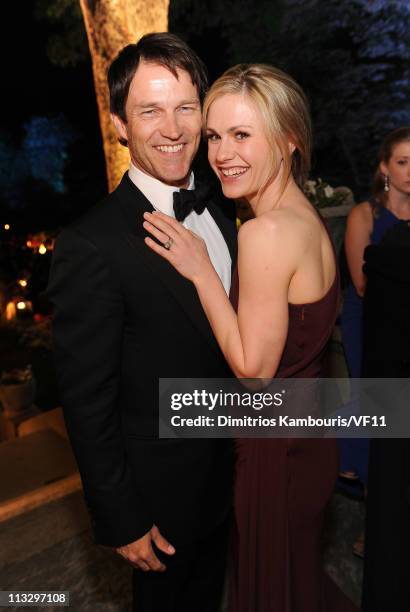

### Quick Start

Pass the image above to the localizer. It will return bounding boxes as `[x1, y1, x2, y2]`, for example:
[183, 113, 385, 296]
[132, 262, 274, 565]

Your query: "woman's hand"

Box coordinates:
[143, 211, 214, 283]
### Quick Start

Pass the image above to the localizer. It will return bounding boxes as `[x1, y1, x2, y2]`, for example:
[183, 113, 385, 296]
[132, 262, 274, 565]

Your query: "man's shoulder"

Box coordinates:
[75, 190, 122, 232]
[60, 178, 128, 245]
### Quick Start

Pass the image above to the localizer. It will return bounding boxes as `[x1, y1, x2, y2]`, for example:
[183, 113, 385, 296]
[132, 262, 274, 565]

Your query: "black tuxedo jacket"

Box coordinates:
[47, 173, 237, 548]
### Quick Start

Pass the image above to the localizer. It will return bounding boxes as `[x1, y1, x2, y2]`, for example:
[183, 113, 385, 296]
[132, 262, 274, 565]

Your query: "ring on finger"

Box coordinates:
[164, 237, 173, 250]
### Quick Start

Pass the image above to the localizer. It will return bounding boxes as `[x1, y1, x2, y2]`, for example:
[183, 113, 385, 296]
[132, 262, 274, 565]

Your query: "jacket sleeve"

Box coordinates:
[47, 226, 153, 547]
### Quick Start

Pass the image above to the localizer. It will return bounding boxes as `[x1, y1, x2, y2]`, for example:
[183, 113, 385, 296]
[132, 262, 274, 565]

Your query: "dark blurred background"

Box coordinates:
[1, 0, 409, 410]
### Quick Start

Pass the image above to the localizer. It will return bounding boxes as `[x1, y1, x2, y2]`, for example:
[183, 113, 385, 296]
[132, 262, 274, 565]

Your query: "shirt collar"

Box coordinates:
[128, 163, 195, 216]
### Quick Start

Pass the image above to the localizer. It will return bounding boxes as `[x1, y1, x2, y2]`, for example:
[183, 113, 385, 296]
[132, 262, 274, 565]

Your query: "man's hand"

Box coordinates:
[115, 524, 175, 572]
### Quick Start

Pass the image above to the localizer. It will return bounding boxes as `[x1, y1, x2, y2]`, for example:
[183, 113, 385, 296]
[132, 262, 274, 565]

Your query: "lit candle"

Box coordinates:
[5, 302, 16, 320]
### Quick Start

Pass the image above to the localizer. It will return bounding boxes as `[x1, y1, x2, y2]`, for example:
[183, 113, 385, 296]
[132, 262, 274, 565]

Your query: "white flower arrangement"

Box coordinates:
[303, 178, 354, 209]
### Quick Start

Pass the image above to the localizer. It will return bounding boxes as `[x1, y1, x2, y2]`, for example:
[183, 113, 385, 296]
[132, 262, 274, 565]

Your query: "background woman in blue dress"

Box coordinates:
[340, 126, 410, 556]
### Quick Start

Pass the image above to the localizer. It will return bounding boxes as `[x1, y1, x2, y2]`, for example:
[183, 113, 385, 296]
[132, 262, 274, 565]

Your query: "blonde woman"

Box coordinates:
[144, 64, 356, 611]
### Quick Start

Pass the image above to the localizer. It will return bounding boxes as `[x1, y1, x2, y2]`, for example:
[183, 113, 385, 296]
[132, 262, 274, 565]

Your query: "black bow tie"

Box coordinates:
[173, 183, 212, 222]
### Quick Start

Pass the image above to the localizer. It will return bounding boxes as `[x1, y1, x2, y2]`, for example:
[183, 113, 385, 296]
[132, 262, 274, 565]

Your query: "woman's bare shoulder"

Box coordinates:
[238, 209, 307, 258]
[348, 200, 373, 225]
[239, 208, 300, 234]
[238, 210, 288, 241]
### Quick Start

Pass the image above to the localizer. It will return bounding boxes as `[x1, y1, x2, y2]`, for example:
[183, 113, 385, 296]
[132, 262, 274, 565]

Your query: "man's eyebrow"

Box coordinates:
[135, 102, 160, 109]
[135, 98, 200, 109]
[179, 98, 200, 105]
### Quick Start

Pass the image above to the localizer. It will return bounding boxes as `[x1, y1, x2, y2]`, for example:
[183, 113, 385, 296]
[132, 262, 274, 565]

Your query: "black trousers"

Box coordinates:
[132, 519, 229, 612]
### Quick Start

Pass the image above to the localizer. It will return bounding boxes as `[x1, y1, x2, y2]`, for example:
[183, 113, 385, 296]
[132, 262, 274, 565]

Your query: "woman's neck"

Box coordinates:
[247, 176, 300, 217]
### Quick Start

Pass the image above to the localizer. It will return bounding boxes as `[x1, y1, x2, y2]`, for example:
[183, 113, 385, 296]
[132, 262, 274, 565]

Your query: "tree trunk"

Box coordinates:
[79, 0, 170, 192]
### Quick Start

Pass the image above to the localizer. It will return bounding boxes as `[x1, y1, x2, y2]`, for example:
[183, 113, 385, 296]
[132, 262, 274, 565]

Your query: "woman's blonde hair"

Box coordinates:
[203, 63, 312, 200]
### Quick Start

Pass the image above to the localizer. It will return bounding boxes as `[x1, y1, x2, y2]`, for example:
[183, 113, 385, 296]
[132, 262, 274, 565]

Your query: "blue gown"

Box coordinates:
[338, 204, 400, 483]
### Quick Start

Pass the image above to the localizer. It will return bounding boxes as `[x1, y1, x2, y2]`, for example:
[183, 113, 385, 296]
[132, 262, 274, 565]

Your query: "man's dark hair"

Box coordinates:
[108, 32, 209, 122]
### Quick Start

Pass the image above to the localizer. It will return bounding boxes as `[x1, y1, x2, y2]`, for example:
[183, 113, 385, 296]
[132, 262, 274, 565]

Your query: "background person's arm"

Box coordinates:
[344, 202, 373, 297]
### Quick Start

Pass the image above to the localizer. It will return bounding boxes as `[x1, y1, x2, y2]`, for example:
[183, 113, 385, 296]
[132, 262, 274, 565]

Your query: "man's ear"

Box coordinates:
[111, 113, 128, 145]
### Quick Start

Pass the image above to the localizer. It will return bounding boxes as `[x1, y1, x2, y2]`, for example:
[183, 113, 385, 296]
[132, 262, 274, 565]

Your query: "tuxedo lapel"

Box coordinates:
[114, 174, 223, 356]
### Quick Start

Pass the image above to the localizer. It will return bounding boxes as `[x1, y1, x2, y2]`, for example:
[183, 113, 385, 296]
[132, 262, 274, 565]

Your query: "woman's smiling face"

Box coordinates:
[205, 94, 282, 203]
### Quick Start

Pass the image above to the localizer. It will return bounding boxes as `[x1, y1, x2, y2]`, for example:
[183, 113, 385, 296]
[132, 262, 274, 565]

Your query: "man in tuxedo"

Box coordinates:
[47, 33, 236, 612]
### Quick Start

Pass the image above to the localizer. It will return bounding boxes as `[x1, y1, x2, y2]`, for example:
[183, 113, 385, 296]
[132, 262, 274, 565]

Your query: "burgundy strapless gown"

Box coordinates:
[229, 238, 357, 611]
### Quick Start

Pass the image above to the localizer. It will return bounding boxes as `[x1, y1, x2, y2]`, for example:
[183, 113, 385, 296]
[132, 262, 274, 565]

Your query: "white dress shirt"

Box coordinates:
[128, 164, 232, 294]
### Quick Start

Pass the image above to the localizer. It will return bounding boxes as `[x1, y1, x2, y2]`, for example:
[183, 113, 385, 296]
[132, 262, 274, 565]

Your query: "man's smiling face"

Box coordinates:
[111, 61, 202, 188]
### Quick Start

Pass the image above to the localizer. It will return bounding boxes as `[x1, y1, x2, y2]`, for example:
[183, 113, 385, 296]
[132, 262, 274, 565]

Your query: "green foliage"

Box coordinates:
[0, 131, 30, 206]
[35, 0, 88, 67]
[276, 0, 410, 195]
[169, 0, 284, 70]
[171, 0, 410, 197]
[23, 115, 78, 193]
[35, 0, 410, 197]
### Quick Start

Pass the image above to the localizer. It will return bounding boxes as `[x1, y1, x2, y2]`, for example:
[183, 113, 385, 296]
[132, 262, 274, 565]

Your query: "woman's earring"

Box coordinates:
[384, 174, 390, 192]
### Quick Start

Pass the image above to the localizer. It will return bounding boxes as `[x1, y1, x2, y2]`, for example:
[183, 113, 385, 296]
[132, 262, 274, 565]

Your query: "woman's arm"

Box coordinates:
[344, 202, 373, 297]
[197, 218, 292, 378]
[143, 211, 294, 379]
